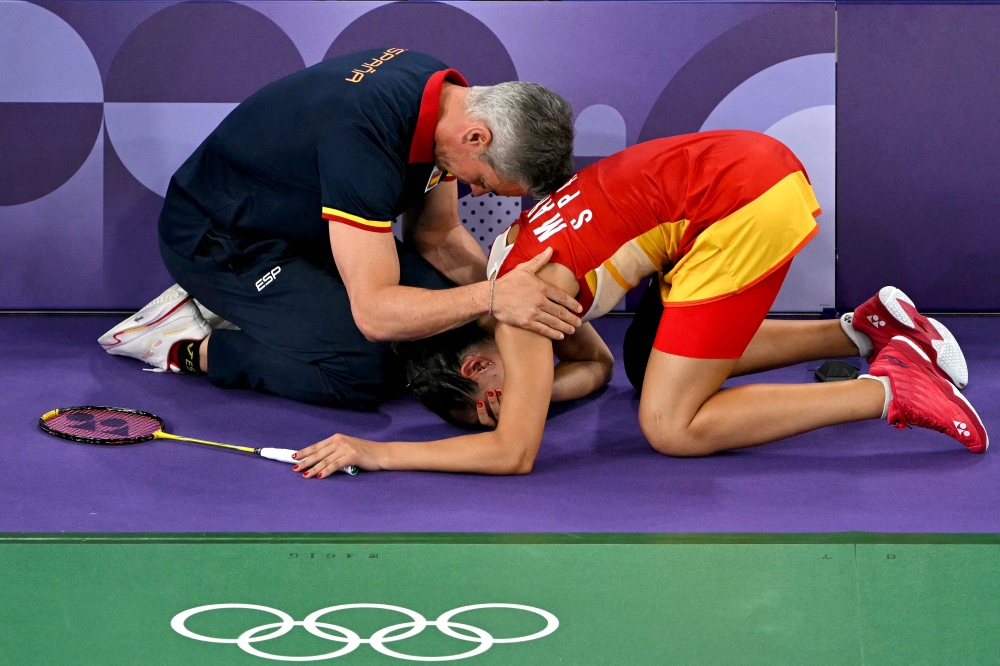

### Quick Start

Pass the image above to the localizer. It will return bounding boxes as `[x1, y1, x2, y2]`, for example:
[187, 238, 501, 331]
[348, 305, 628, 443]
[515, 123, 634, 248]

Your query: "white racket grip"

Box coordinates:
[259, 448, 298, 464]
[258, 448, 358, 475]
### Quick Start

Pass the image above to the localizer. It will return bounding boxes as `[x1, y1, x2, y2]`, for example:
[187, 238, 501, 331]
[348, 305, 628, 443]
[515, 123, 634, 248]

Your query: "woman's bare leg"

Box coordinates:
[199, 334, 210, 373]
[639, 349, 884, 457]
[732, 319, 860, 376]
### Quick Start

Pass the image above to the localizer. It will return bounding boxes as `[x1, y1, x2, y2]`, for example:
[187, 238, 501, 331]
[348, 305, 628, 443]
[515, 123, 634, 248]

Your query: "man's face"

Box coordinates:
[433, 123, 526, 197]
[445, 155, 526, 198]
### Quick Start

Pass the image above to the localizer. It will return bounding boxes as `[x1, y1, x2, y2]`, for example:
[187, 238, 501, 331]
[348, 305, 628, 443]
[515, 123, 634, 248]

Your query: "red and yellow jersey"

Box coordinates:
[487, 130, 821, 321]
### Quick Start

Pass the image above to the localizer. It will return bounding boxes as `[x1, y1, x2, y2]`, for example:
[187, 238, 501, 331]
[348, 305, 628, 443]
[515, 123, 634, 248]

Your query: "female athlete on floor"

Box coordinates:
[292, 130, 987, 477]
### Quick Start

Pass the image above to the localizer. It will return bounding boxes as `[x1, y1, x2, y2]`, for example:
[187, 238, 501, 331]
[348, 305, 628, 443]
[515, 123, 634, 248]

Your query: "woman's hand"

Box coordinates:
[293, 434, 384, 478]
[476, 389, 502, 428]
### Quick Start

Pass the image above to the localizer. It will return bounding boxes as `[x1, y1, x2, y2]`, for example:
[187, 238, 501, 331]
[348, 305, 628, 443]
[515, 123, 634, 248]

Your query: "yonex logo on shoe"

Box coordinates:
[256, 266, 281, 292]
[885, 356, 907, 368]
[954, 421, 971, 437]
[134, 316, 144, 323]
[867, 315, 887, 328]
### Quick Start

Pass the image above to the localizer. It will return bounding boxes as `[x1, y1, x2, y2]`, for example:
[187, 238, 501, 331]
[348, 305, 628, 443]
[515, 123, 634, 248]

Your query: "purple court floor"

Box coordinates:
[1, 315, 998, 533]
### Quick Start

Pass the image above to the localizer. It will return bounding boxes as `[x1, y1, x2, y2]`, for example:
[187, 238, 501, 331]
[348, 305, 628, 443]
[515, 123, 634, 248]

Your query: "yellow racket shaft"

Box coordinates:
[153, 430, 358, 474]
[153, 430, 254, 453]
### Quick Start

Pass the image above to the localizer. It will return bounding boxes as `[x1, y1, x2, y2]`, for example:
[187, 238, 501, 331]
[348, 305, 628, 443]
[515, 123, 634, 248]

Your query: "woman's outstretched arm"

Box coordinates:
[293, 322, 554, 476]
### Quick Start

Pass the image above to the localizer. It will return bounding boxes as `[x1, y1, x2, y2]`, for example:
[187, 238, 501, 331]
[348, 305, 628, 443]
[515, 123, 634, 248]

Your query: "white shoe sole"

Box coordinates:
[879, 286, 968, 389]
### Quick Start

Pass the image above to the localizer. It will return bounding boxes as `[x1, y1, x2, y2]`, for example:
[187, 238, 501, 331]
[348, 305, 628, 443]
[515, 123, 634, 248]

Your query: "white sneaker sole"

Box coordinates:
[879, 286, 968, 389]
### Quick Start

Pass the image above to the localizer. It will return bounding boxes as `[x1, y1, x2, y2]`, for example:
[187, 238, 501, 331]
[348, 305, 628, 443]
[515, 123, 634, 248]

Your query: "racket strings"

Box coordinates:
[45, 408, 162, 441]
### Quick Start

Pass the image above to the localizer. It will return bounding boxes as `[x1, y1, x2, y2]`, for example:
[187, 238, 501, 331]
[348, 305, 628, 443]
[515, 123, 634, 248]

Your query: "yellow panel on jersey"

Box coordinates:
[321, 207, 393, 233]
[584, 271, 598, 299]
[634, 218, 692, 268]
[660, 171, 820, 306]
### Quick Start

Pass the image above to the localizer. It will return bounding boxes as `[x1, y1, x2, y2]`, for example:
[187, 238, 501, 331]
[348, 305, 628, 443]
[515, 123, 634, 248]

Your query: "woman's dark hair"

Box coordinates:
[393, 322, 493, 426]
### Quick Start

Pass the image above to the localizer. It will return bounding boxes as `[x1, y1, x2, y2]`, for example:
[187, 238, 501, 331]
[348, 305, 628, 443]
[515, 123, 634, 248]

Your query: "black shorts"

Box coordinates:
[622, 278, 664, 393]
[160, 230, 452, 410]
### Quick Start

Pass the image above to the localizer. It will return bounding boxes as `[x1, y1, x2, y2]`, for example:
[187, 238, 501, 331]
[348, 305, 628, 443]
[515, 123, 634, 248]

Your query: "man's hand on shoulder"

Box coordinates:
[491, 247, 583, 340]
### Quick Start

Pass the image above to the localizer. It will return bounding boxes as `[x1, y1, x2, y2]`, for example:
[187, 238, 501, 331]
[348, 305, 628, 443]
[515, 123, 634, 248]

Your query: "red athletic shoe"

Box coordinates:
[852, 286, 967, 388]
[869, 336, 987, 453]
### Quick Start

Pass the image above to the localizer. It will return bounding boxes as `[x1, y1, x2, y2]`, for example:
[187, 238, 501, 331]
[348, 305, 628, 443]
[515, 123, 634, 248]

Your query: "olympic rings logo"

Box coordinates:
[171, 603, 559, 662]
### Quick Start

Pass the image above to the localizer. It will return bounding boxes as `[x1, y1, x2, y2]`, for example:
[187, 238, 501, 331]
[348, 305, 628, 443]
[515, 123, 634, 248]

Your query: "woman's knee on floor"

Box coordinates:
[637, 402, 709, 457]
[637, 352, 736, 457]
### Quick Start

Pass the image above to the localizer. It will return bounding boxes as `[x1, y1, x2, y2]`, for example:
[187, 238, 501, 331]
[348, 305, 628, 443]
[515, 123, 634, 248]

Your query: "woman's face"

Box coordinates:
[457, 345, 505, 425]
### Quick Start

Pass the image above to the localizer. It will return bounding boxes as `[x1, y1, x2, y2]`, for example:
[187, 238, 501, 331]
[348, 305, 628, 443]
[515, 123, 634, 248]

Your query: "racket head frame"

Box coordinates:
[39, 406, 164, 445]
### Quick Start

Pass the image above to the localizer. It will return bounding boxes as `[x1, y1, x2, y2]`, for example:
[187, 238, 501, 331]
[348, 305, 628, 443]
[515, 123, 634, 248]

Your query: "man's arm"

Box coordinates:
[295, 322, 553, 476]
[329, 222, 583, 342]
[318, 129, 578, 340]
[403, 179, 486, 286]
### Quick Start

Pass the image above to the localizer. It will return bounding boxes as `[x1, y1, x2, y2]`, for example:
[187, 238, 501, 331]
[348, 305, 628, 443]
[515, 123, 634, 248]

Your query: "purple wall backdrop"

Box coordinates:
[837, 3, 1000, 312]
[0, 1, 836, 312]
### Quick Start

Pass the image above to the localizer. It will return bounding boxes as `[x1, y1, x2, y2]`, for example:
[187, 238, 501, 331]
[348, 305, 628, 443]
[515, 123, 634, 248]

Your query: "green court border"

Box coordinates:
[2, 532, 999, 545]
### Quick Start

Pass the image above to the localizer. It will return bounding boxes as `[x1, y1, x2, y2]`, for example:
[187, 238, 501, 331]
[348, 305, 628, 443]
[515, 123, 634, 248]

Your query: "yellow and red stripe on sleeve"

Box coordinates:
[321, 207, 393, 233]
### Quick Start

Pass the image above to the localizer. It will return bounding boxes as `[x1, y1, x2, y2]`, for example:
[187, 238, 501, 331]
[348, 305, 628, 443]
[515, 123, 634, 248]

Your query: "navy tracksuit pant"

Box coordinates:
[160, 230, 451, 411]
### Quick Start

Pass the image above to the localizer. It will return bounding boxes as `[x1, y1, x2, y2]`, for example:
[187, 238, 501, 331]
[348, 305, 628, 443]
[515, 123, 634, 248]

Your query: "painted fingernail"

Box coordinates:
[292, 465, 299, 471]
[487, 391, 494, 397]
[478, 401, 484, 408]
[316, 473, 323, 479]
[291, 453, 297, 459]
[302, 473, 309, 478]
[497, 390, 502, 396]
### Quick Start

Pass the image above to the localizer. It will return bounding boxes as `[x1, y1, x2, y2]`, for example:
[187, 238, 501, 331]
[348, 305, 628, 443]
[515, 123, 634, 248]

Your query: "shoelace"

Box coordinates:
[890, 403, 951, 435]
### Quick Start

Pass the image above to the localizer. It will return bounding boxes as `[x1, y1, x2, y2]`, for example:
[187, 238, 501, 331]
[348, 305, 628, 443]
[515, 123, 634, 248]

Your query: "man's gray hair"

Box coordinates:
[465, 82, 574, 199]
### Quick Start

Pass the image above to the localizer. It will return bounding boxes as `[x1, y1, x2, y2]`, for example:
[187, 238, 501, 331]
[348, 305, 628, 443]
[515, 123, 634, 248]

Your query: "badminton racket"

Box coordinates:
[39, 406, 358, 475]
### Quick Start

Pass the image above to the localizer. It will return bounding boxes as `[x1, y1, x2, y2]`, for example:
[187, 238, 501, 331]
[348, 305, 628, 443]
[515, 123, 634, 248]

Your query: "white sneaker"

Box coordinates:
[193, 300, 239, 331]
[99, 284, 211, 372]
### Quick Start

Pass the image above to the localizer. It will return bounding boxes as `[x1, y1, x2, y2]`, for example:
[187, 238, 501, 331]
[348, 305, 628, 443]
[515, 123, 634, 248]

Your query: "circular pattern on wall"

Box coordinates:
[325, 2, 517, 86]
[700, 54, 834, 135]
[105, 2, 305, 103]
[639, 5, 834, 141]
[104, 2, 305, 196]
[0, 2, 103, 206]
[574, 105, 627, 157]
